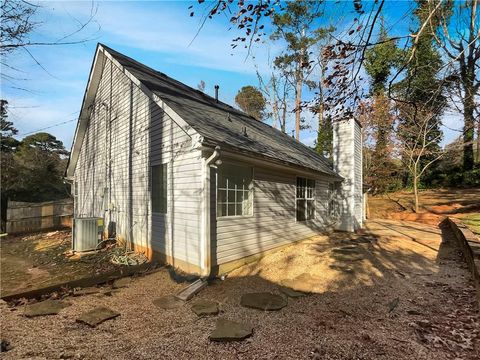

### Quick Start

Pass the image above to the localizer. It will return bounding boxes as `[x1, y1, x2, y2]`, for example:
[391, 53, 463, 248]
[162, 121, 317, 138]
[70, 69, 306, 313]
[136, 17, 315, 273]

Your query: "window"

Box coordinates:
[217, 164, 253, 217]
[296, 177, 315, 221]
[152, 163, 167, 213]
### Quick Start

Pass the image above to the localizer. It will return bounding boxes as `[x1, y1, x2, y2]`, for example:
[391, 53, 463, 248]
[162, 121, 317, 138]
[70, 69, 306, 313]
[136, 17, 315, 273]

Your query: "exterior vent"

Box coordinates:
[73, 217, 104, 252]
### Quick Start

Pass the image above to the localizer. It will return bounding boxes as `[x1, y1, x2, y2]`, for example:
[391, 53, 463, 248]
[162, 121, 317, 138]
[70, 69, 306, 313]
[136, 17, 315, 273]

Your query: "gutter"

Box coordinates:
[201, 146, 221, 278]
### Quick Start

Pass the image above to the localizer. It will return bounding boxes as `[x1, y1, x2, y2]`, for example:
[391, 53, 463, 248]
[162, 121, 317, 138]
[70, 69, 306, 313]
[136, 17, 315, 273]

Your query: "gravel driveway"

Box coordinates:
[1, 220, 478, 359]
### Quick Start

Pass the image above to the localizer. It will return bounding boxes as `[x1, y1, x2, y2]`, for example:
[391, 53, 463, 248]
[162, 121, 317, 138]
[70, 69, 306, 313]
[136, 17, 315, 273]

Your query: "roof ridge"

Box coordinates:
[100, 43, 248, 116]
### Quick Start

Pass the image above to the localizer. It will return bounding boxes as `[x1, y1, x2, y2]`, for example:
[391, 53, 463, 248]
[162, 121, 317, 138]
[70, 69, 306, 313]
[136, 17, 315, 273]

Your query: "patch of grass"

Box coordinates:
[458, 213, 480, 236]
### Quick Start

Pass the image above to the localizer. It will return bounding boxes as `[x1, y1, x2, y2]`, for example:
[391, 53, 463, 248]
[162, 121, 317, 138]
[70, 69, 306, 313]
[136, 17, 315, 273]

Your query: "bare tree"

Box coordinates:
[399, 109, 444, 212]
[1, 0, 98, 84]
[430, 0, 480, 171]
[256, 69, 292, 132]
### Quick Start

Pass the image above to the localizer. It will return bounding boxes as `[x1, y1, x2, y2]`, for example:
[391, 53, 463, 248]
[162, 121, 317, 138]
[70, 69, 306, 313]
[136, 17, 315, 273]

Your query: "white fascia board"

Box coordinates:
[66, 44, 200, 179]
[65, 45, 106, 179]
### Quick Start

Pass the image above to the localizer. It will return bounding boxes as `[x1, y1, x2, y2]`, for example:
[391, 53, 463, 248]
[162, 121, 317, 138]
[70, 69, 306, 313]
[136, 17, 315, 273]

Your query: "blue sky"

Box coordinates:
[2, 1, 463, 150]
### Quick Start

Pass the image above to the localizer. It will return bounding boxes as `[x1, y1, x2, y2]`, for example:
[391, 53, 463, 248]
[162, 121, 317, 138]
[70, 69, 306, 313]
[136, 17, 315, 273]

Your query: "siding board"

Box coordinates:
[214, 165, 331, 265]
[73, 58, 203, 269]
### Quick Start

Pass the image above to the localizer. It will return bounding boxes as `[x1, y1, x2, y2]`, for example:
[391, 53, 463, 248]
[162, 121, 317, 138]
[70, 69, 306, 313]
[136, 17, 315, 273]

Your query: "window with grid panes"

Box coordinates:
[217, 164, 253, 217]
[296, 177, 315, 221]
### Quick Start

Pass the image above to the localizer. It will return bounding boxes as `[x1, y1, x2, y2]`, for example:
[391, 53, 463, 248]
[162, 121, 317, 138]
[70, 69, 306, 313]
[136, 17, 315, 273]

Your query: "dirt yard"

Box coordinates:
[1, 220, 478, 359]
[0, 230, 125, 297]
[368, 188, 480, 235]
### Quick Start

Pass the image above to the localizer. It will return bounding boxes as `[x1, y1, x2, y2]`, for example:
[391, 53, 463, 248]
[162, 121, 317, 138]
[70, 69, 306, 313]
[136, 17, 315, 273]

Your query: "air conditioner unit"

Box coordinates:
[73, 217, 104, 252]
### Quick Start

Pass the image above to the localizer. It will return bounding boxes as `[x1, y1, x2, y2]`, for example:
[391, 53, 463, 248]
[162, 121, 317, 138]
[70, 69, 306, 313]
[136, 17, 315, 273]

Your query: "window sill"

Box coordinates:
[217, 214, 254, 220]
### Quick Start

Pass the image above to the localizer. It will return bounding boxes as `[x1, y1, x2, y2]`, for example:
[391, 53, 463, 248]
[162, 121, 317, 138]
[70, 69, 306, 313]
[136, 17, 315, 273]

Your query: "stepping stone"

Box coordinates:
[240, 292, 287, 311]
[76, 306, 120, 327]
[279, 286, 306, 298]
[191, 299, 219, 316]
[329, 264, 355, 274]
[24, 300, 70, 317]
[209, 318, 253, 342]
[112, 277, 132, 289]
[153, 295, 184, 310]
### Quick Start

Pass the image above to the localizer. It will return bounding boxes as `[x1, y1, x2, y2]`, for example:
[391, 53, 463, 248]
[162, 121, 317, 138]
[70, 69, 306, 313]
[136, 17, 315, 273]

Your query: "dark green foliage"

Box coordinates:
[364, 19, 401, 95]
[235, 85, 266, 120]
[1, 100, 19, 153]
[13, 133, 69, 201]
[315, 115, 332, 159]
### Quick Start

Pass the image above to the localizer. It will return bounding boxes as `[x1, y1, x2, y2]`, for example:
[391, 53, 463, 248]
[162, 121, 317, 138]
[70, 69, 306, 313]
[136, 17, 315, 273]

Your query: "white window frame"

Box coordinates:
[151, 162, 168, 215]
[296, 176, 315, 221]
[217, 163, 254, 218]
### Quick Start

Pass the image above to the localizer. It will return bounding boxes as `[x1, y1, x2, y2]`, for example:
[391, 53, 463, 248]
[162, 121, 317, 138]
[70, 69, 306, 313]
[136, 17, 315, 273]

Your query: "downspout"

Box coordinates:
[202, 146, 221, 278]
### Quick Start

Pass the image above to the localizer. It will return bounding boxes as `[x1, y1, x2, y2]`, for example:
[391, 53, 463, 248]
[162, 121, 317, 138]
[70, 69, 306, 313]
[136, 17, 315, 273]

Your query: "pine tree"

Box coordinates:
[363, 19, 399, 193]
[271, 0, 334, 141]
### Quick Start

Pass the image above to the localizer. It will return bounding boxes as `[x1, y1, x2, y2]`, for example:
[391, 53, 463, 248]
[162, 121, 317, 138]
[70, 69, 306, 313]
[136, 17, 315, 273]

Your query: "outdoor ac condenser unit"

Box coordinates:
[73, 217, 104, 252]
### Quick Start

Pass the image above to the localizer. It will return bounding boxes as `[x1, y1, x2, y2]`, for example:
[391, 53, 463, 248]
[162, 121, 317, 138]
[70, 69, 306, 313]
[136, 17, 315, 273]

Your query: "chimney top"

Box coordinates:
[214, 85, 219, 103]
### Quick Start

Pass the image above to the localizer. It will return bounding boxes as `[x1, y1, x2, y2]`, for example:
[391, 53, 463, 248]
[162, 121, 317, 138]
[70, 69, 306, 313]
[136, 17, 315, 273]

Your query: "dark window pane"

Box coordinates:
[218, 189, 226, 203]
[307, 200, 315, 220]
[228, 204, 235, 216]
[236, 204, 243, 216]
[296, 199, 306, 221]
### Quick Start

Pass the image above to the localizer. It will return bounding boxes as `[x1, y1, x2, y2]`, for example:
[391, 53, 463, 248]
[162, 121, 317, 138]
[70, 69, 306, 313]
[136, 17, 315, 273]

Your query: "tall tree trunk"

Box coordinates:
[413, 163, 419, 213]
[463, 89, 475, 171]
[295, 74, 302, 141]
[477, 117, 480, 163]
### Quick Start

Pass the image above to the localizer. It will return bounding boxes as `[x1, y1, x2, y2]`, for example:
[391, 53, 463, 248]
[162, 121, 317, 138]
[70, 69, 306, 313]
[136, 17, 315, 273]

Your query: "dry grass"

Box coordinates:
[1, 220, 478, 359]
[0, 230, 123, 296]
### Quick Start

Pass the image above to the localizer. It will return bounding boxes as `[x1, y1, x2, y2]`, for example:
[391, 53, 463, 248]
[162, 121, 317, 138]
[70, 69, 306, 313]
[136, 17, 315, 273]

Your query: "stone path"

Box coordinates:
[153, 295, 184, 310]
[209, 318, 253, 342]
[76, 306, 120, 327]
[23, 300, 70, 317]
[191, 299, 219, 316]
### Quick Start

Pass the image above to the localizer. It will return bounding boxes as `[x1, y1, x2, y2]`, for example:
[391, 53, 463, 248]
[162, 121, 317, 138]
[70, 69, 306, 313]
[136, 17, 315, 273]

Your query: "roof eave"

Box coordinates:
[200, 138, 343, 180]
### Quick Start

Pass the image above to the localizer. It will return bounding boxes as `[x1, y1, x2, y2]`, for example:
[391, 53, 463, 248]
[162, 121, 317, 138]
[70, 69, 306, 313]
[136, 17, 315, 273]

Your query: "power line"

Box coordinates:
[16, 118, 77, 137]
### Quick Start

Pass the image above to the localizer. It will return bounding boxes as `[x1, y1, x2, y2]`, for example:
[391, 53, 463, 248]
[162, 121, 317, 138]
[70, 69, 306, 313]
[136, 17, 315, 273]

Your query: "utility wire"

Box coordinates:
[16, 118, 77, 137]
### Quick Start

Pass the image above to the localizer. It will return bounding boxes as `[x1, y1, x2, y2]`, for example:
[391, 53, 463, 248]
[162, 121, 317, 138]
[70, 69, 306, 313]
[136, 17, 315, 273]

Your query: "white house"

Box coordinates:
[65, 44, 363, 276]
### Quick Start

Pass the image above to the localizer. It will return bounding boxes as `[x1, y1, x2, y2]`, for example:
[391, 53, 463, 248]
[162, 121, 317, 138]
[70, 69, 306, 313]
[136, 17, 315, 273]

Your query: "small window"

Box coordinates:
[296, 177, 315, 221]
[217, 164, 253, 217]
[152, 164, 167, 214]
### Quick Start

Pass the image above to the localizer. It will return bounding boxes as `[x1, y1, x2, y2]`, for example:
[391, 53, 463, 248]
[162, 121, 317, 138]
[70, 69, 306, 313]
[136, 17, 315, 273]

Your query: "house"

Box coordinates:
[65, 44, 363, 276]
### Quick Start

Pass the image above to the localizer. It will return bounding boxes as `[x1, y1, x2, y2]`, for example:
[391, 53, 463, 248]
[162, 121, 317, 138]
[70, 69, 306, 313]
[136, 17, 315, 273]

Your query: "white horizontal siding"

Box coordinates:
[74, 57, 203, 269]
[214, 164, 331, 265]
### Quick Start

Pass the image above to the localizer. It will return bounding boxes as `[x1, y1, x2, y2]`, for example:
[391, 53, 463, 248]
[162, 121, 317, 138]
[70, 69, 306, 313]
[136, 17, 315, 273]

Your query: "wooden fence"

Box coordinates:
[6, 199, 73, 234]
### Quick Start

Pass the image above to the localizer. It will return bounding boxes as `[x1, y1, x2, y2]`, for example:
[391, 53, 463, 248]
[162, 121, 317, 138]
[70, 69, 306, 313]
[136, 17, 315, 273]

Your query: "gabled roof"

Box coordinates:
[67, 44, 339, 178]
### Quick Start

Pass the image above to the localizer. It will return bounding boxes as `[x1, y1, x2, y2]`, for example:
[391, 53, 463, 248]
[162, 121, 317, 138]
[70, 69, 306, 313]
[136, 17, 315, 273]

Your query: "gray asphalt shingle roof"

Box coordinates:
[103, 45, 338, 177]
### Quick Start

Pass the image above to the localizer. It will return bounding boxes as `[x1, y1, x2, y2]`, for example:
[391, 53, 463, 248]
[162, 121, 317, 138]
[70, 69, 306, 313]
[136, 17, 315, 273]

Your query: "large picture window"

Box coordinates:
[217, 164, 253, 217]
[296, 177, 315, 221]
[152, 163, 167, 214]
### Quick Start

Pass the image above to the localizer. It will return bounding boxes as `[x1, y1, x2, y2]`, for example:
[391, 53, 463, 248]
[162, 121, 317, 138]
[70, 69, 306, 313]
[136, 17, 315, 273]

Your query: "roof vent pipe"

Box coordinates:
[214, 85, 219, 103]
